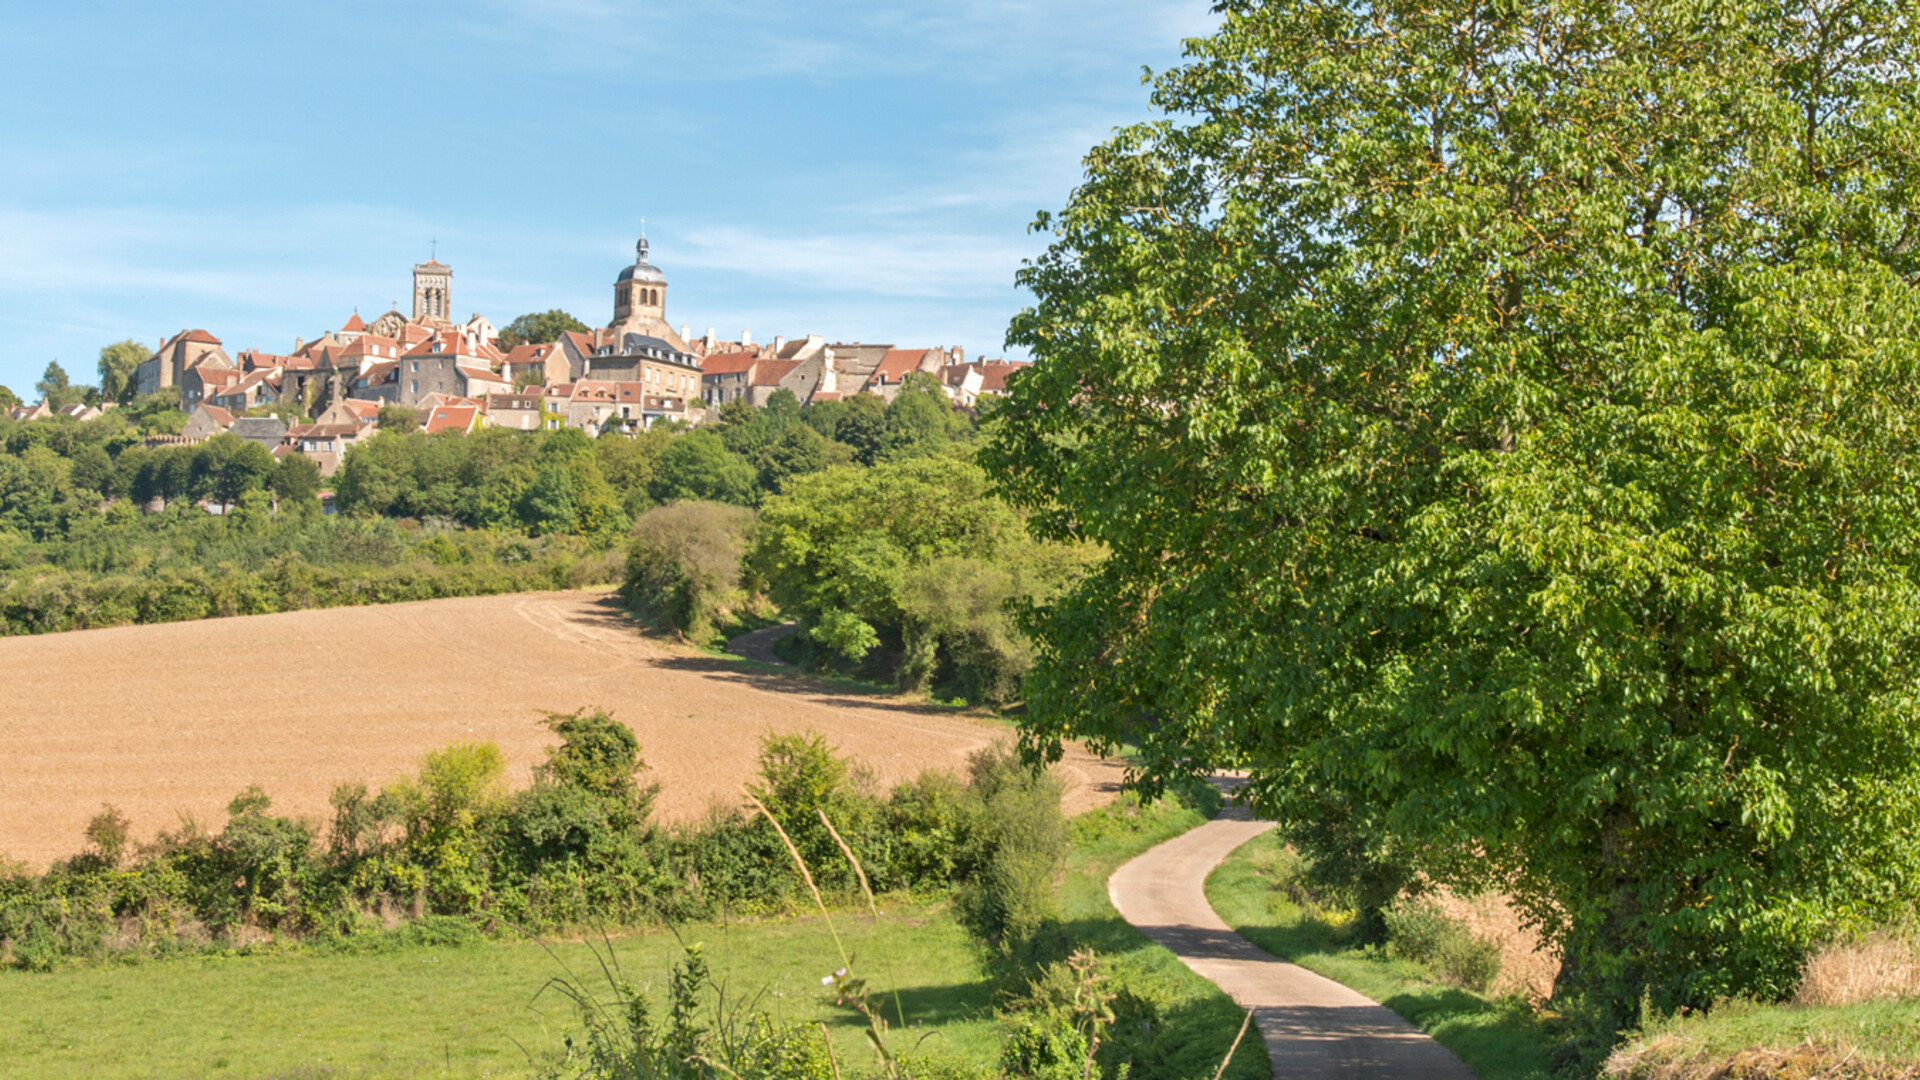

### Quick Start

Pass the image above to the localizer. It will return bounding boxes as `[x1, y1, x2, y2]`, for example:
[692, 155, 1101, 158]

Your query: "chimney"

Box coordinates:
[741, 329, 753, 346]
[294, 337, 304, 352]
[774, 335, 787, 352]
[681, 324, 690, 340]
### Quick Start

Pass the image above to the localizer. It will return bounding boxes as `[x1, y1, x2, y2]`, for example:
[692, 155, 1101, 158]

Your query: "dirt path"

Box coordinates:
[1108, 804, 1475, 1079]
[727, 622, 797, 666]
[0, 591, 1126, 867]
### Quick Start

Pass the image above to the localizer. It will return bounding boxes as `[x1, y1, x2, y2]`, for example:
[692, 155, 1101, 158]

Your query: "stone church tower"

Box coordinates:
[612, 235, 666, 328]
[412, 258, 452, 326]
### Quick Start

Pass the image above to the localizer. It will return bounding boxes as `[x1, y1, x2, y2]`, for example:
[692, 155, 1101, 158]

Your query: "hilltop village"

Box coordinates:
[6, 237, 1028, 475]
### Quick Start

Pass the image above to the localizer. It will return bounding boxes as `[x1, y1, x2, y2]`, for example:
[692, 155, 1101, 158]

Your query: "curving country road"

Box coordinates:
[1109, 803, 1476, 1079]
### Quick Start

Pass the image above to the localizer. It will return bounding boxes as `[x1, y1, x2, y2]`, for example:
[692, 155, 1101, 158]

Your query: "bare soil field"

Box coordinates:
[0, 590, 1126, 868]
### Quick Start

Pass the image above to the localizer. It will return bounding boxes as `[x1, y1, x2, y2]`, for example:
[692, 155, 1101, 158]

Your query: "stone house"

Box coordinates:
[230, 417, 289, 451]
[485, 393, 542, 431]
[181, 404, 235, 441]
[135, 329, 232, 398]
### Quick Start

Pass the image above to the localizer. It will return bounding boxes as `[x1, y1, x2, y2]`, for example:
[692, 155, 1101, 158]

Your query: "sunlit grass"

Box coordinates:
[0, 901, 998, 1080]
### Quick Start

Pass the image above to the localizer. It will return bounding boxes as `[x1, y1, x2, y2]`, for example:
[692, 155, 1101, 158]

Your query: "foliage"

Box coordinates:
[376, 404, 419, 434]
[95, 340, 145, 404]
[0, 722, 1072, 973]
[953, 744, 1068, 950]
[1381, 899, 1503, 994]
[986, 0, 1920, 1026]
[752, 458, 1093, 702]
[36, 362, 87, 409]
[649, 430, 756, 507]
[539, 941, 837, 1080]
[498, 309, 590, 351]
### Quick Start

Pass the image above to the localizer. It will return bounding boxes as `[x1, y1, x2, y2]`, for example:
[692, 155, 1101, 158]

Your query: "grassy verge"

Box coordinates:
[0, 899, 997, 1080]
[1205, 829, 1557, 1080]
[1607, 997, 1920, 1078]
[1045, 786, 1269, 1080]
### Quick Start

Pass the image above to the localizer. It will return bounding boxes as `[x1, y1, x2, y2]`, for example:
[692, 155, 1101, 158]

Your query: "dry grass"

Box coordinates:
[1428, 885, 1561, 1001]
[1606, 1037, 1920, 1079]
[1798, 931, 1920, 1008]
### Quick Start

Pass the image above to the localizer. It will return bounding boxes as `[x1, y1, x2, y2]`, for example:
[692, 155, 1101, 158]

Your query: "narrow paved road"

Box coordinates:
[1109, 803, 1476, 1079]
[727, 622, 797, 666]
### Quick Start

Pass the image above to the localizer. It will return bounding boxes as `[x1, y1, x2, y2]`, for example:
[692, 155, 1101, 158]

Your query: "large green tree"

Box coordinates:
[96, 340, 146, 404]
[986, 0, 1920, 1021]
[35, 362, 84, 409]
[496, 309, 590, 351]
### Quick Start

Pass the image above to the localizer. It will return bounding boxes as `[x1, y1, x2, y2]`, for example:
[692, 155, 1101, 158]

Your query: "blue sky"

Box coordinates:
[0, 0, 1216, 395]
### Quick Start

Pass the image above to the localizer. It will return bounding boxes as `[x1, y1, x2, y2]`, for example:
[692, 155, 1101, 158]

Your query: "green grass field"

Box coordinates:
[0, 782, 1266, 1080]
[0, 902, 998, 1080]
[1204, 829, 1556, 1080]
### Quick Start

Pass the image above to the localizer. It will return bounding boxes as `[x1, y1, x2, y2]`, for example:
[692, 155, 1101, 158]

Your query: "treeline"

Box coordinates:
[333, 379, 975, 536]
[0, 711, 1066, 975]
[0, 377, 1034, 650]
[621, 456, 1099, 705]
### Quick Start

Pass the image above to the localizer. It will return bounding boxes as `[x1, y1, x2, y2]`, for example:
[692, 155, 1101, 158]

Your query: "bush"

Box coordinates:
[620, 501, 754, 642]
[0, 722, 1071, 970]
[537, 943, 837, 1079]
[955, 743, 1069, 949]
[1382, 898, 1503, 993]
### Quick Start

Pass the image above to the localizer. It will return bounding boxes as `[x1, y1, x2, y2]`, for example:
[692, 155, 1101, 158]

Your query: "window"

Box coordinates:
[410, 380, 419, 394]
[410, 361, 419, 372]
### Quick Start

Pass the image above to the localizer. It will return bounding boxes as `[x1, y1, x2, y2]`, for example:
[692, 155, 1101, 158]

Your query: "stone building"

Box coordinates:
[413, 258, 452, 326]
[135, 329, 232, 398]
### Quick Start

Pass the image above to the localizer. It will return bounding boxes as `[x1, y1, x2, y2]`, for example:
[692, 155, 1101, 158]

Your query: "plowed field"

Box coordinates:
[0, 590, 1125, 867]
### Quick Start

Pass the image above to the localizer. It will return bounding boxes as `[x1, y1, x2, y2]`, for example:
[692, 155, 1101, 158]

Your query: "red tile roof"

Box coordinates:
[341, 313, 367, 332]
[572, 381, 617, 402]
[873, 348, 931, 382]
[199, 404, 234, 427]
[343, 335, 399, 359]
[182, 329, 222, 345]
[422, 405, 479, 435]
[749, 359, 802, 387]
[973, 360, 1031, 393]
[699, 351, 759, 376]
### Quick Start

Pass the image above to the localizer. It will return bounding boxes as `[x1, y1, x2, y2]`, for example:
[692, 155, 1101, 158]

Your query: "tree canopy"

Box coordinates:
[496, 309, 590, 351]
[985, 0, 1920, 1022]
[96, 340, 145, 404]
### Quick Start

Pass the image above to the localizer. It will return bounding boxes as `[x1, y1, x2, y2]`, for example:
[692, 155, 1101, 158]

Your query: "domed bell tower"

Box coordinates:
[613, 235, 666, 327]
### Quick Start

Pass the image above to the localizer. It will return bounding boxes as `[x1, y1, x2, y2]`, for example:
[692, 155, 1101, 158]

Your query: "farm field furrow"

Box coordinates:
[0, 589, 1125, 867]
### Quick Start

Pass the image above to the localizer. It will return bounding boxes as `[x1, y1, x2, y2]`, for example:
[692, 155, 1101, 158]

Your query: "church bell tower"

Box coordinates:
[412, 256, 452, 326]
[612, 234, 667, 329]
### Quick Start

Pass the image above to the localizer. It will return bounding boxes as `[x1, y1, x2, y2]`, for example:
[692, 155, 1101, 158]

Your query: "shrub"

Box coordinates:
[536, 943, 836, 1080]
[955, 743, 1068, 948]
[1382, 898, 1503, 993]
[620, 501, 755, 641]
